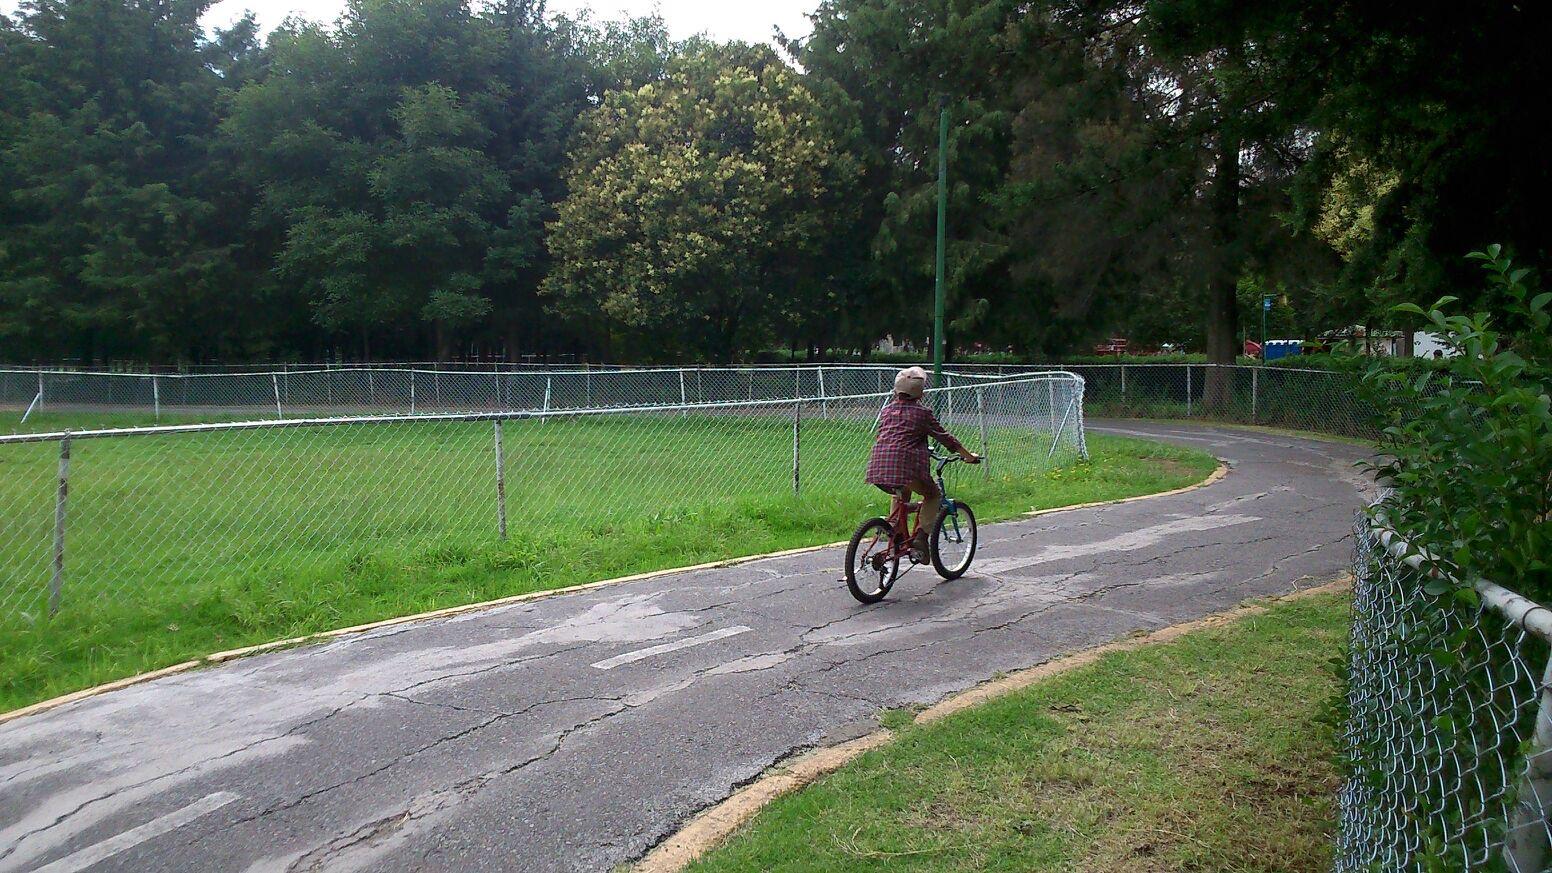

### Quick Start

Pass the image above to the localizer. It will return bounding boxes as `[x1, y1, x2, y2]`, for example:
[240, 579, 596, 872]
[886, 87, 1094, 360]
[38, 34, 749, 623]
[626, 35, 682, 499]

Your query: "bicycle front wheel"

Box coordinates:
[846, 517, 899, 603]
[931, 502, 978, 579]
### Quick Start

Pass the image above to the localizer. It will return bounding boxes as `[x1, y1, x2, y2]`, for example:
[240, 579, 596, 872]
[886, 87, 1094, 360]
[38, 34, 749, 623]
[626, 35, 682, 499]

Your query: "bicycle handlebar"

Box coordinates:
[931, 450, 983, 469]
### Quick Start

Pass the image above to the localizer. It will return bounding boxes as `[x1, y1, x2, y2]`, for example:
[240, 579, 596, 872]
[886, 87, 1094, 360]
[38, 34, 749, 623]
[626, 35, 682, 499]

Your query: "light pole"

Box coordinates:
[933, 98, 948, 385]
[1261, 295, 1271, 361]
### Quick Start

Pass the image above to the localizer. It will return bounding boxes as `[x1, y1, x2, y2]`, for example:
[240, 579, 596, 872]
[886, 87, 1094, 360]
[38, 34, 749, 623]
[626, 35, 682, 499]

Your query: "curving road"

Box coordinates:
[0, 422, 1372, 873]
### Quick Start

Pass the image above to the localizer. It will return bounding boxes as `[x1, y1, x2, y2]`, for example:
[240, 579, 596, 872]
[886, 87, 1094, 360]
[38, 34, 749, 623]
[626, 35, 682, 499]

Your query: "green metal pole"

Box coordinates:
[1261, 295, 1270, 361]
[933, 101, 948, 384]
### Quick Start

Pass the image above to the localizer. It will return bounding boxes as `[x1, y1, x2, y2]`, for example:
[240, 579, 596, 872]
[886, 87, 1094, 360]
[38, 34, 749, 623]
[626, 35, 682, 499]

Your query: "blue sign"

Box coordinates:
[1263, 296, 1273, 311]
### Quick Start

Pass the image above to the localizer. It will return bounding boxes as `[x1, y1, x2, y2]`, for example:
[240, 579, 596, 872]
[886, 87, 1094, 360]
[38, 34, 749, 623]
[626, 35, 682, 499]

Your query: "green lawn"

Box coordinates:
[0, 413, 1215, 712]
[689, 593, 1346, 873]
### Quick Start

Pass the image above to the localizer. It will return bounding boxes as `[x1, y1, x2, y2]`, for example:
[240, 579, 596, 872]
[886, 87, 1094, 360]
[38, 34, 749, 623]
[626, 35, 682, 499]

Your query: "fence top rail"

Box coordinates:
[1370, 508, 1552, 642]
[0, 373, 1083, 445]
[995, 362, 1351, 375]
[2, 359, 1369, 378]
[0, 364, 1086, 381]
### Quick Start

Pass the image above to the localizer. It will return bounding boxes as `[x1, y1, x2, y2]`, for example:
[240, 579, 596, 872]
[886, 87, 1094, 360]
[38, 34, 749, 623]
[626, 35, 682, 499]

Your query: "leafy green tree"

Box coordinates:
[543, 41, 860, 363]
[1285, 3, 1551, 315]
[0, 0, 262, 362]
[790, 0, 1025, 358]
[221, 0, 609, 360]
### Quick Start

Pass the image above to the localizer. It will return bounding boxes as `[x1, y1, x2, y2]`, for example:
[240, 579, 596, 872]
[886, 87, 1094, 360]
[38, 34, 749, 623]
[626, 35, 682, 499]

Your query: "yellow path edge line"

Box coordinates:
[635, 572, 1352, 873]
[1, 460, 1229, 726]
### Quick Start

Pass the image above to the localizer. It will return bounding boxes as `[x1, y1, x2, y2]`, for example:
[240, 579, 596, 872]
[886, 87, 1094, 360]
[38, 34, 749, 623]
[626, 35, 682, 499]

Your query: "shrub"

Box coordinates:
[1368, 245, 1551, 600]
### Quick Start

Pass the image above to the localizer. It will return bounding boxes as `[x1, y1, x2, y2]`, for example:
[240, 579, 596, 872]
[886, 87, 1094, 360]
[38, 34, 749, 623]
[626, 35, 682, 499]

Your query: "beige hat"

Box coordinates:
[893, 366, 928, 398]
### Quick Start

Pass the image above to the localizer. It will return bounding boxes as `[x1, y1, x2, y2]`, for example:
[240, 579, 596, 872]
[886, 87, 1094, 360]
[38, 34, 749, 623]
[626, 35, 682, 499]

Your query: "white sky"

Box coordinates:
[199, 0, 815, 46]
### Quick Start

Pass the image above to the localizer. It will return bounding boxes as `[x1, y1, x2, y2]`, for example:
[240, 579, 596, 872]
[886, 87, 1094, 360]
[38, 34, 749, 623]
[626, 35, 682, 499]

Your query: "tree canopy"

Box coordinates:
[0, 0, 1545, 364]
[543, 41, 859, 362]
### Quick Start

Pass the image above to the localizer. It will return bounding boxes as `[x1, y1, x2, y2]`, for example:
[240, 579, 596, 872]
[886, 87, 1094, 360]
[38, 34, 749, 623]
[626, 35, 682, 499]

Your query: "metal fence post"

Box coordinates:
[818, 366, 828, 418]
[1186, 365, 1193, 417]
[1504, 654, 1552, 871]
[152, 375, 161, 422]
[791, 399, 801, 497]
[1251, 366, 1259, 422]
[493, 420, 507, 539]
[1120, 363, 1127, 408]
[271, 374, 282, 419]
[20, 389, 42, 425]
[976, 387, 988, 478]
[49, 434, 70, 616]
[37, 371, 44, 413]
[680, 370, 688, 417]
[410, 371, 416, 415]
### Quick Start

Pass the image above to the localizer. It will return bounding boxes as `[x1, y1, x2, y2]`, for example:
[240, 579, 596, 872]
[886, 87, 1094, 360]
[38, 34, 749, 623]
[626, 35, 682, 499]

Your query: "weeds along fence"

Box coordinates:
[3, 364, 1032, 428]
[1338, 514, 1552, 871]
[0, 373, 1086, 628]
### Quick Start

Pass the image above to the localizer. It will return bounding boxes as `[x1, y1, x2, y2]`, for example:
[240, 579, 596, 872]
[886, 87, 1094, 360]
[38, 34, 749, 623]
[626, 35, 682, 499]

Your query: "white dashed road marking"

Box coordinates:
[590, 626, 753, 670]
[31, 792, 239, 873]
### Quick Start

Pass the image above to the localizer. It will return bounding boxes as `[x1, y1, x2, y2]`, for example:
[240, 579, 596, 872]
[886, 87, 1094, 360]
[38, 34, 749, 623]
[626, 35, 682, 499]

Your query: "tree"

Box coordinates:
[220, 0, 609, 360]
[790, 0, 1026, 358]
[1283, 2, 1552, 316]
[543, 41, 860, 363]
[0, 0, 262, 362]
[986, 0, 1338, 396]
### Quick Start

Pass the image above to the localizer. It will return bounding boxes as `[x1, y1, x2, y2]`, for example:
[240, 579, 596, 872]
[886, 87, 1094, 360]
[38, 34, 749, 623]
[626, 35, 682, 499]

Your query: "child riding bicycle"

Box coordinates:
[865, 367, 980, 561]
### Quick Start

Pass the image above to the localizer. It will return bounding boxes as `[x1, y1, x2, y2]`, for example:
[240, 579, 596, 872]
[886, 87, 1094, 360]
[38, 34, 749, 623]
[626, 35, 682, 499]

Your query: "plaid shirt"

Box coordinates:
[865, 397, 967, 488]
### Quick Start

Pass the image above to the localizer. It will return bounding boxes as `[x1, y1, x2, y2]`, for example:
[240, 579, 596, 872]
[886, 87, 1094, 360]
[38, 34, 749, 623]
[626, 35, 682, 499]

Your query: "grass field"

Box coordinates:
[0, 411, 1215, 712]
[689, 592, 1346, 873]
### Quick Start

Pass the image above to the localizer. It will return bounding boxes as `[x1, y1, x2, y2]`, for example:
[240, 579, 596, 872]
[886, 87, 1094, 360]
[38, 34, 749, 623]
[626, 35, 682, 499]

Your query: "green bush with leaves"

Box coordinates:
[1369, 245, 1551, 600]
[1341, 248, 1551, 870]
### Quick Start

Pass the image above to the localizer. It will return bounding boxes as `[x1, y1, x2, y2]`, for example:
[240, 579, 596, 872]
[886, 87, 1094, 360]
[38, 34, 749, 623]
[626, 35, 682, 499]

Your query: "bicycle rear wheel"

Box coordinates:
[846, 517, 899, 603]
[931, 502, 978, 579]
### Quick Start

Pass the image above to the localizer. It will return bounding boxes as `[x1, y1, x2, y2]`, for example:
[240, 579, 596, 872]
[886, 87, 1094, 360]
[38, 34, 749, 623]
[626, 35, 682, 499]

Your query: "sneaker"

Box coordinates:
[909, 531, 929, 563]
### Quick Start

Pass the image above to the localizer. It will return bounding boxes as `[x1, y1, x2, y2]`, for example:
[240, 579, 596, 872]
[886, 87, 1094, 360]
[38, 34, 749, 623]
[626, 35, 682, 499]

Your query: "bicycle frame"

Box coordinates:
[881, 452, 966, 561]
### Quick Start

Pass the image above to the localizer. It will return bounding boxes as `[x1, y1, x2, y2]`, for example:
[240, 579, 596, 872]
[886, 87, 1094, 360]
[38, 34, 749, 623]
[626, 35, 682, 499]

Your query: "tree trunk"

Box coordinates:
[1203, 128, 1242, 411]
[434, 322, 451, 361]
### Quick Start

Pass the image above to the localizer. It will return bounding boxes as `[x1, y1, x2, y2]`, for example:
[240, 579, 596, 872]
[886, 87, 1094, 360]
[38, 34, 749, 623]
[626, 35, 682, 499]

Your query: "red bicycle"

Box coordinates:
[845, 451, 980, 603]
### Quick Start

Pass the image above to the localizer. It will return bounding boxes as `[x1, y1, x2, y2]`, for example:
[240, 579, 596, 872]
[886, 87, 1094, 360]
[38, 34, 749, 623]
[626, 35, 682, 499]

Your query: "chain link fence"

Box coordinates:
[3, 364, 1040, 431]
[0, 372, 1084, 632]
[5, 362, 1377, 440]
[1338, 513, 1552, 871]
[943, 363, 1381, 440]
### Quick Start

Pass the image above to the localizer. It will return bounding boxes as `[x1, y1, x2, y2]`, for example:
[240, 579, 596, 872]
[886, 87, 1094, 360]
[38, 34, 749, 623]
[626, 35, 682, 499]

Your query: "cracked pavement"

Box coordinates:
[0, 421, 1372, 872]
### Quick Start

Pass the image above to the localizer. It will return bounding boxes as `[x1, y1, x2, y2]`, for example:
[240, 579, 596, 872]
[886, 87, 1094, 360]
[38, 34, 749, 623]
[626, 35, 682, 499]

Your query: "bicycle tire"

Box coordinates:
[930, 502, 978, 579]
[845, 516, 899, 603]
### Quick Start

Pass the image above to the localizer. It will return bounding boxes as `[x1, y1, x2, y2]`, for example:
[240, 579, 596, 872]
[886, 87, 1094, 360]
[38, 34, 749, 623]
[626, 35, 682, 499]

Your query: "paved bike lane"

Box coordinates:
[0, 422, 1371, 872]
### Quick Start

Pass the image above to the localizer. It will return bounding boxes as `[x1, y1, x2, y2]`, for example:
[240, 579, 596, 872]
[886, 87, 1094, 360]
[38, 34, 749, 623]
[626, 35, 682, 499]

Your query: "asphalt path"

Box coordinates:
[0, 421, 1373, 872]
